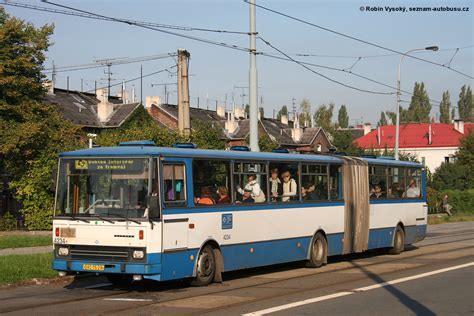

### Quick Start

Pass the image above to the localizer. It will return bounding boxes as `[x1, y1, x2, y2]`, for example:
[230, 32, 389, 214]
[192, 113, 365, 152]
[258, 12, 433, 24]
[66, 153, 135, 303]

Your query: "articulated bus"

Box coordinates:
[52, 142, 427, 286]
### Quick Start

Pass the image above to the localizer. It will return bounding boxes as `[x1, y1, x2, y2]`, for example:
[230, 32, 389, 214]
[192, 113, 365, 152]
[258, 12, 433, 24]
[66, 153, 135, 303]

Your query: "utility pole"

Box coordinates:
[107, 63, 112, 100]
[81, 78, 83, 92]
[177, 49, 191, 137]
[292, 97, 296, 120]
[140, 64, 143, 106]
[249, 0, 259, 151]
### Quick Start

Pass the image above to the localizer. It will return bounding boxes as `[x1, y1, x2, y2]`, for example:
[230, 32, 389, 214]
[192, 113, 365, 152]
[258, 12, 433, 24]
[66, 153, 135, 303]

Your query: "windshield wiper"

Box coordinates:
[108, 213, 141, 225]
[91, 214, 114, 224]
[69, 215, 90, 223]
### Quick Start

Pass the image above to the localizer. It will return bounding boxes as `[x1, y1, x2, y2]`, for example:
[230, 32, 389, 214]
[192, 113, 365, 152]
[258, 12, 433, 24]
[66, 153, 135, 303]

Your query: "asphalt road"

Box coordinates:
[0, 221, 472, 315]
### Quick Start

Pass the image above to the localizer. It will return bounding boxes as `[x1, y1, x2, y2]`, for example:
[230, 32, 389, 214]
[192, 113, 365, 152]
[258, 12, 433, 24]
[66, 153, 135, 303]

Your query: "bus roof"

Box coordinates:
[59, 146, 423, 168]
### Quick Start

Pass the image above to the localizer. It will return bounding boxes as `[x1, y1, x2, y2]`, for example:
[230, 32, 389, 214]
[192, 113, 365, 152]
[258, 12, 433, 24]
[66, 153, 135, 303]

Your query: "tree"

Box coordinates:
[431, 131, 474, 190]
[407, 82, 431, 123]
[378, 111, 388, 126]
[331, 130, 363, 156]
[458, 85, 473, 122]
[337, 104, 349, 128]
[439, 90, 451, 123]
[299, 98, 311, 127]
[385, 111, 396, 125]
[276, 105, 288, 120]
[0, 9, 82, 229]
[314, 103, 334, 131]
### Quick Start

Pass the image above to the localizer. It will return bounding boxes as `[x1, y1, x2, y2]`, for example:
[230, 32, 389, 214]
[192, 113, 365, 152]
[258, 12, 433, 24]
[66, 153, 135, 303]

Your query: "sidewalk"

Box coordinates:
[0, 246, 53, 256]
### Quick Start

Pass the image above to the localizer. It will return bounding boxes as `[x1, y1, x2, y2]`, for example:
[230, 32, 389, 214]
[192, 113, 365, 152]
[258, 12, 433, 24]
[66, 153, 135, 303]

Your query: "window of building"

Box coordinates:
[163, 164, 186, 207]
[301, 164, 328, 201]
[193, 160, 231, 206]
[234, 162, 267, 203]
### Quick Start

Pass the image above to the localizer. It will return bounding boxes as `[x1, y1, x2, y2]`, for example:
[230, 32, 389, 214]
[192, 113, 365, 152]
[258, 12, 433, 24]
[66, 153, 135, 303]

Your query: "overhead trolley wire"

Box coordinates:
[2, 1, 248, 34]
[244, 0, 473, 80]
[258, 36, 394, 96]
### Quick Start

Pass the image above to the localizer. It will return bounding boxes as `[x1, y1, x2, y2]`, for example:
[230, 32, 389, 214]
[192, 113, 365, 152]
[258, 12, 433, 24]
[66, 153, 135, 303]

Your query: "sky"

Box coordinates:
[3, 0, 473, 125]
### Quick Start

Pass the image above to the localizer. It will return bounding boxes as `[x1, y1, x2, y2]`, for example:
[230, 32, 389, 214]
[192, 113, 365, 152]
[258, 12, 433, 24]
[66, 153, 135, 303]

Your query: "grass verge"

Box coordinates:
[0, 252, 56, 284]
[428, 213, 474, 225]
[0, 235, 51, 249]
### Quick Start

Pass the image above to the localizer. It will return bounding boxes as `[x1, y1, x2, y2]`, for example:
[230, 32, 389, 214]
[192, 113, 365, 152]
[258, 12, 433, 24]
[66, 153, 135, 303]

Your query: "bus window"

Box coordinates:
[301, 164, 328, 201]
[406, 168, 422, 198]
[269, 162, 299, 202]
[193, 160, 231, 206]
[163, 164, 186, 207]
[387, 167, 404, 198]
[369, 166, 387, 199]
[234, 162, 267, 203]
[329, 165, 341, 200]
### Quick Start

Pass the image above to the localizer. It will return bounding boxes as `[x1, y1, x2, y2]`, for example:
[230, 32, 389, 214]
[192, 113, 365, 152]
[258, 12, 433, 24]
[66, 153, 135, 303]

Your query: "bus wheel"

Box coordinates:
[106, 274, 133, 286]
[306, 232, 327, 268]
[191, 245, 216, 286]
[389, 226, 405, 255]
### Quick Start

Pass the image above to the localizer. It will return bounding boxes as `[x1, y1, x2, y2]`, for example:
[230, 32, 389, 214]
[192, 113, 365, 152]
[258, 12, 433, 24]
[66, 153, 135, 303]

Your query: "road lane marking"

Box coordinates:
[243, 262, 474, 315]
[104, 298, 153, 302]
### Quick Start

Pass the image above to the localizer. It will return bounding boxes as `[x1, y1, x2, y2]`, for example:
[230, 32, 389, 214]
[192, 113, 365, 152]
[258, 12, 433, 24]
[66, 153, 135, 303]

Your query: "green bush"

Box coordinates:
[0, 212, 17, 231]
[428, 189, 474, 214]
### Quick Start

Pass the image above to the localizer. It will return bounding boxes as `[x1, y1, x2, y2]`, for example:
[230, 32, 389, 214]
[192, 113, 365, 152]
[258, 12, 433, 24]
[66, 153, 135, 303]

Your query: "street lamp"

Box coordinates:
[395, 46, 439, 160]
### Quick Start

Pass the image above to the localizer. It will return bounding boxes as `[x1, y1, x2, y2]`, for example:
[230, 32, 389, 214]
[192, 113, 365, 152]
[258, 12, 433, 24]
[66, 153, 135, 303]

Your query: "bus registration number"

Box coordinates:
[82, 264, 104, 271]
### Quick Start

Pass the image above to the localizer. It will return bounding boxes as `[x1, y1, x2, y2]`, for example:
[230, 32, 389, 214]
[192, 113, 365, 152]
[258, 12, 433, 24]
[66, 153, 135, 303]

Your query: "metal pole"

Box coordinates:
[249, 0, 259, 151]
[140, 64, 143, 105]
[395, 46, 438, 160]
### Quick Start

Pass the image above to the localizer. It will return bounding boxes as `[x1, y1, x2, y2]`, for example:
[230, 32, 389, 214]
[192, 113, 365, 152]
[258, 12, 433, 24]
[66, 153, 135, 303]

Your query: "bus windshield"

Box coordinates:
[55, 158, 150, 219]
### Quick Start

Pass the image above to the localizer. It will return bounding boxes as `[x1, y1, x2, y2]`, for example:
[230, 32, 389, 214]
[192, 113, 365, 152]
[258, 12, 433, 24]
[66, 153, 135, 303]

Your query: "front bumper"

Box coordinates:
[53, 259, 161, 275]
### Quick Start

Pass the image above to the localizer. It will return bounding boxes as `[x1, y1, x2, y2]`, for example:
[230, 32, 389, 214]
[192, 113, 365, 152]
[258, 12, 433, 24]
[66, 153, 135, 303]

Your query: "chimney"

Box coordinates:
[96, 88, 107, 102]
[377, 126, 381, 145]
[291, 114, 303, 142]
[234, 106, 245, 119]
[97, 100, 114, 122]
[225, 111, 238, 134]
[216, 105, 226, 118]
[428, 124, 433, 145]
[364, 123, 372, 135]
[145, 96, 161, 108]
[453, 119, 464, 134]
[43, 80, 54, 95]
[281, 114, 288, 125]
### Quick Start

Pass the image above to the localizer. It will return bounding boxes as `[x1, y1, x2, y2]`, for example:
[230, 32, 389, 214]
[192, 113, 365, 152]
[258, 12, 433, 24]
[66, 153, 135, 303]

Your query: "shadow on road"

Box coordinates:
[350, 260, 435, 315]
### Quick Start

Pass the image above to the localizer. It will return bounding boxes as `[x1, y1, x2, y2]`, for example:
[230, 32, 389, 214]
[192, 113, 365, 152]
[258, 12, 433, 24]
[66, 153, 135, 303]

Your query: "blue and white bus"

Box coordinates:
[52, 142, 427, 286]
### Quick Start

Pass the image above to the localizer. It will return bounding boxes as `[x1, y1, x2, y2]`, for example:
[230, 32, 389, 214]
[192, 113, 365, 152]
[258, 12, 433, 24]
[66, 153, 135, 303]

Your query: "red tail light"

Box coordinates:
[139, 230, 144, 240]
[55, 227, 59, 237]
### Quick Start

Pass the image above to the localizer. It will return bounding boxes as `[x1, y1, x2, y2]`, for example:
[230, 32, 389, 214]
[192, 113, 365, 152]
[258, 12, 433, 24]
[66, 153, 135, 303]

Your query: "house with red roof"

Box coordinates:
[354, 120, 474, 172]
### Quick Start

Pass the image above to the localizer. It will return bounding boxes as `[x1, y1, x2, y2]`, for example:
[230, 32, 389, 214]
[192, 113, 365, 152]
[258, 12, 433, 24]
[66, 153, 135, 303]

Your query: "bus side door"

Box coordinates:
[161, 159, 190, 251]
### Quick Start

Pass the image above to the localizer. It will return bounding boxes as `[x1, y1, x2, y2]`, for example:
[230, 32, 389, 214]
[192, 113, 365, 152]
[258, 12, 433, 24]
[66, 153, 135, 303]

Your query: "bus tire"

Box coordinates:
[306, 232, 327, 268]
[389, 225, 405, 255]
[191, 245, 216, 286]
[106, 274, 133, 286]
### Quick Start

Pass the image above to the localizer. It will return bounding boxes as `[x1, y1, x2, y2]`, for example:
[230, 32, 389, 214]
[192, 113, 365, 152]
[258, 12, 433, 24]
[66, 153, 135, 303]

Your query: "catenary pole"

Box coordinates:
[249, 0, 259, 151]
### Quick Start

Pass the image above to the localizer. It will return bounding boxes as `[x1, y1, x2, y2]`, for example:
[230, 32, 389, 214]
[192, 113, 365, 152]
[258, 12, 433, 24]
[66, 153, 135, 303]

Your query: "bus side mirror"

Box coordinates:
[148, 195, 160, 219]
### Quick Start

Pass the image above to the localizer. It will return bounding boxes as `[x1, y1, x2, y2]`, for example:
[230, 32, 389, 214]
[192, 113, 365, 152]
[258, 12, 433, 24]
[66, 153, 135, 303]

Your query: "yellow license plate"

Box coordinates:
[82, 264, 105, 271]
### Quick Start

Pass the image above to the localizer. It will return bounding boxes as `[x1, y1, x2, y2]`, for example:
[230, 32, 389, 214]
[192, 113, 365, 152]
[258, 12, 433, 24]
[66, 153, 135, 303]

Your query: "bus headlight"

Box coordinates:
[132, 250, 144, 259]
[58, 247, 69, 256]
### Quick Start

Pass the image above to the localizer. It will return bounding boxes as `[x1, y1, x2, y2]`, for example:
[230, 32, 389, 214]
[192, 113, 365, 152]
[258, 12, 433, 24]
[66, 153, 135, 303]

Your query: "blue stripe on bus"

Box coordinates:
[53, 224, 427, 281]
[162, 201, 345, 215]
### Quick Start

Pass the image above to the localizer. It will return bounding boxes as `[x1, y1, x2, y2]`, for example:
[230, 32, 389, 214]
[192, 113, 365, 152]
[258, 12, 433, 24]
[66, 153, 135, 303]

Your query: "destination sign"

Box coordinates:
[71, 158, 147, 172]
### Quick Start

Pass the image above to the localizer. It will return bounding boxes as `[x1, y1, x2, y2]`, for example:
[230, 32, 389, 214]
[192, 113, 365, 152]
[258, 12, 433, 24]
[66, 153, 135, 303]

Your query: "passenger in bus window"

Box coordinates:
[370, 184, 385, 198]
[390, 182, 403, 198]
[240, 188, 255, 203]
[406, 178, 420, 197]
[196, 186, 215, 205]
[217, 186, 231, 204]
[237, 174, 265, 203]
[302, 182, 317, 201]
[269, 168, 283, 201]
[281, 171, 297, 202]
